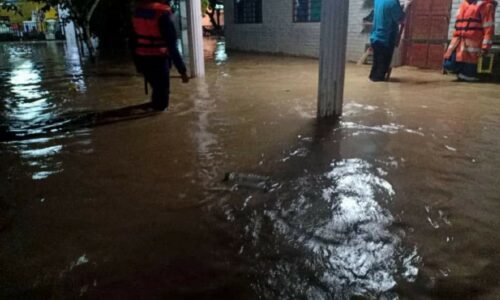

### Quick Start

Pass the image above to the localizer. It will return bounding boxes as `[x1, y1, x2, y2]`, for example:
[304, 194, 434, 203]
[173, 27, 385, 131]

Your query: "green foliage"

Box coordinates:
[32, 0, 104, 57]
[36, 0, 96, 25]
[23, 0, 224, 52]
[204, 0, 223, 33]
[202, 0, 209, 16]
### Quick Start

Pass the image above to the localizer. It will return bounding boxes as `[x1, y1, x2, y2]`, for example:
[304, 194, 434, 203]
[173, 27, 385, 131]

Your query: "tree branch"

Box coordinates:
[86, 0, 101, 23]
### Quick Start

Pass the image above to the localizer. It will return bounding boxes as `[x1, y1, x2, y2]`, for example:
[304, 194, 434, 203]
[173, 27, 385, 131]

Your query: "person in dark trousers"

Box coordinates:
[369, 0, 411, 82]
[131, 0, 189, 111]
[443, 0, 497, 82]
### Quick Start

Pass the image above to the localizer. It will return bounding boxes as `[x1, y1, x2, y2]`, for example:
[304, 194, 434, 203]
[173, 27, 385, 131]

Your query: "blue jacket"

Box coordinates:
[370, 0, 405, 48]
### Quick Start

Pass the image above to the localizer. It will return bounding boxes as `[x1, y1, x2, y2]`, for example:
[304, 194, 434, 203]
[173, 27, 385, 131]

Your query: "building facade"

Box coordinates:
[224, 0, 500, 68]
[0, 1, 60, 40]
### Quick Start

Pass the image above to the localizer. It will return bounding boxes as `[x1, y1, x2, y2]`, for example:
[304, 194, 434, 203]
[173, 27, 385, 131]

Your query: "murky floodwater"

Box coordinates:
[1, 39, 500, 299]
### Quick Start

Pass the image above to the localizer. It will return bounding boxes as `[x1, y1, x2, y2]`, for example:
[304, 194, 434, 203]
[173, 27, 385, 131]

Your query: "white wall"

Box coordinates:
[224, 0, 320, 57]
[224, 0, 500, 61]
[224, 0, 371, 61]
[347, 0, 373, 62]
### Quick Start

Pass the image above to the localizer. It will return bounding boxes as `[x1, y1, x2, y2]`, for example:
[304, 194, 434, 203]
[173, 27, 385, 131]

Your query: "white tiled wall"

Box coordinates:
[224, 1, 499, 60]
[224, 0, 371, 62]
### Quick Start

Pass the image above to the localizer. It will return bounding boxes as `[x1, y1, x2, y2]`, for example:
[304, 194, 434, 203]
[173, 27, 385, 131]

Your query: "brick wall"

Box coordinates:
[223, 0, 371, 62]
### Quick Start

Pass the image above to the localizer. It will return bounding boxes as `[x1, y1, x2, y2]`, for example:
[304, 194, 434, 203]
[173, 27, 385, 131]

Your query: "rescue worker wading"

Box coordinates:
[131, 0, 189, 111]
[444, 0, 497, 82]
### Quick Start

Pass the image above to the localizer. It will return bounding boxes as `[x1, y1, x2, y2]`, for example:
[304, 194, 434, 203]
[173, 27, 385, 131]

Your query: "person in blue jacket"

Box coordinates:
[369, 0, 411, 81]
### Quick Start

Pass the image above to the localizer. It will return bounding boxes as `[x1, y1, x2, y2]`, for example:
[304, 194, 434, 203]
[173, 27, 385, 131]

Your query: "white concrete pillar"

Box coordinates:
[186, 0, 205, 77]
[179, 1, 190, 59]
[317, 0, 350, 118]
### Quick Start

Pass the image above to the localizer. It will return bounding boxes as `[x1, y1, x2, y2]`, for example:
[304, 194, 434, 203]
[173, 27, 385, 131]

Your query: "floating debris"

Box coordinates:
[224, 172, 271, 191]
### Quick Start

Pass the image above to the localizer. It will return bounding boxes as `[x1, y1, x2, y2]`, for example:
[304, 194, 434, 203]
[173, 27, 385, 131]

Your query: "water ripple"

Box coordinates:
[218, 159, 420, 299]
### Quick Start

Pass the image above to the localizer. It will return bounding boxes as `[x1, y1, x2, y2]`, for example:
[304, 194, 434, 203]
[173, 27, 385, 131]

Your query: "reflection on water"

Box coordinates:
[339, 121, 425, 137]
[215, 152, 420, 298]
[63, 44, 87, 93]
[214, 39, 228, 65]
[0, 42, 90, 180]
[0, 43, 156, 181]
[193, 79, 223, 187]
[204, 37, 228, 65]
[3, 40, 500, 299]
[8, 57, 53, 133]
[17, 142, 63, 180]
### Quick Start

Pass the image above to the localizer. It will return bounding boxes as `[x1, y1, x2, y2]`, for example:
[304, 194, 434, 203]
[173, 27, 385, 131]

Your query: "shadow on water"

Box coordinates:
[0, 102, 159, 143]
[207, 119, 421, 300]
[4, 38, 499, 299]
[0, 43, 159, 143]
[0, 42, 161, 182]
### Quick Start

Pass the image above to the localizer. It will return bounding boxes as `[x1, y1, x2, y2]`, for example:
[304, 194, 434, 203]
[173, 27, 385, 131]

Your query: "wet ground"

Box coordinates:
[1, 40, 500, 299]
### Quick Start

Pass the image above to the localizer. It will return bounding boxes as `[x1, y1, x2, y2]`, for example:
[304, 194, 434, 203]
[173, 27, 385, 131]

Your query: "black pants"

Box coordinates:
[137, 56, 171, 111]
[369, 42, 394, 82]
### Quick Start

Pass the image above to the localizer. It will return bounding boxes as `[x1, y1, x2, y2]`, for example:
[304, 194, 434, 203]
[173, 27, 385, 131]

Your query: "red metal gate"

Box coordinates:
[403, 0, 453, 69]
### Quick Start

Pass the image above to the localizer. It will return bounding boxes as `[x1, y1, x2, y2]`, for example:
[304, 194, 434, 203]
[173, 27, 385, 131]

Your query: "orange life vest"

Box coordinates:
[132, 2, 172, 57]
[444, 0, 497, 64]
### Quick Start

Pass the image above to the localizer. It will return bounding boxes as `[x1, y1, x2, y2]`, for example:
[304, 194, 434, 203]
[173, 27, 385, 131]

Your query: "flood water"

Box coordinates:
[1, 40, 500, 299]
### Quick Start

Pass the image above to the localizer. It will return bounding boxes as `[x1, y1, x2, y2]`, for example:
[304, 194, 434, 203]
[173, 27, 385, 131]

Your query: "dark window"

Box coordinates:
[234, 0, 262, 24]
[293, 0, 321, 22]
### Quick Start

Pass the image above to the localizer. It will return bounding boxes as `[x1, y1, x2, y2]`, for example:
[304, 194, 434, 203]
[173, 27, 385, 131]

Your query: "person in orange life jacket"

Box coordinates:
[444, 0, 497, 82]
[131, 0, 189, 111]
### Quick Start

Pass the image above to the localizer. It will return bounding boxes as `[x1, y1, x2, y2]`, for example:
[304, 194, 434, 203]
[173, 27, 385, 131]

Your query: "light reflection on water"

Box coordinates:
[217, 157, 420, 299]
[338, 121, 425, 137]
[63, 44, 87, 92]
[1, 43, 90, 180]
[204, 37, 228, 65]
[214, 39, 228, 65]
[193, 78, 223, 187]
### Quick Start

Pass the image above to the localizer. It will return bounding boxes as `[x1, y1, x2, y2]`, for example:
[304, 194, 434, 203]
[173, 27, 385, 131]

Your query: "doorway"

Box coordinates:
[403, 0, 453, 69]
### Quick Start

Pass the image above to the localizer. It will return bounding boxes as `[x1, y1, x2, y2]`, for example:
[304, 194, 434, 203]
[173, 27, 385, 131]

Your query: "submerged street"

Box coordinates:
[1, 40, 500, 299]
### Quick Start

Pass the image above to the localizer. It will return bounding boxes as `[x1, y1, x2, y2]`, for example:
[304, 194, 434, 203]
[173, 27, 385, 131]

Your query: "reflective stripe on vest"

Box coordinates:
[454, 2, 484, 36]
[463, 46, 482, 53]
